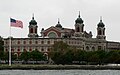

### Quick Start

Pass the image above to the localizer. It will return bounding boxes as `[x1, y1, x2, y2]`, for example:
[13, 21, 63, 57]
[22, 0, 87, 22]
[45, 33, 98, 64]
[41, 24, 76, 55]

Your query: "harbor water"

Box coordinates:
[0, 70, 120, 75]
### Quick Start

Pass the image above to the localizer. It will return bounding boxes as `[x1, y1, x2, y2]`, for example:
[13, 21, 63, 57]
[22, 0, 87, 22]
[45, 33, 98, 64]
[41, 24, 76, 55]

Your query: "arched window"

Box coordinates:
[86, 46, 89, 51]
[30, 28, 33, 33]
[47, 41, 50, 44]
[47, 48, 50, 52]
[35, 41, 38, 44]
[41, 48, 44, 52]
[6, 49, 8, 52]
[23, 41, 26, 44]
[29, 40, 32, 44]
[17, 41, 20, 44]
[48, 32, 57, 38]
[41, 41, 44, 44]
[98, 30, 102, 35]
[44, 53, 48, 60]
[11, 49, 14, 52]
[6, 41, 8, 44]
[18, 49, 20, 52]
[98, 46, 102, 50]
[23, 49, 26, 52]
[14, 53, 18, 58]
[29, 48, 32, 52]
[92, 47, 95, 51]
[76, 27, 80, 32]
[35, 28, 37, 33]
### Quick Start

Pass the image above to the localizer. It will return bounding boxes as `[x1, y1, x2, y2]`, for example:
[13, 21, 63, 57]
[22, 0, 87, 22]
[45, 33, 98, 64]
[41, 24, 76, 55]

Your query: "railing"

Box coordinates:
[0, 60, 48, 64]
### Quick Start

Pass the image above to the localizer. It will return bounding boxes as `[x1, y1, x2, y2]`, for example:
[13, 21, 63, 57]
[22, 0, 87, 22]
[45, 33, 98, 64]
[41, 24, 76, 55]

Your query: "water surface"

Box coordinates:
[0, 70, 120, 75]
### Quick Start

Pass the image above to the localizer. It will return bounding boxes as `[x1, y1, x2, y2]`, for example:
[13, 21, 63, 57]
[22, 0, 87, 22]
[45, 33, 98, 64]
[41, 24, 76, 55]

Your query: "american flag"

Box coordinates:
[10, 18, 23, 28]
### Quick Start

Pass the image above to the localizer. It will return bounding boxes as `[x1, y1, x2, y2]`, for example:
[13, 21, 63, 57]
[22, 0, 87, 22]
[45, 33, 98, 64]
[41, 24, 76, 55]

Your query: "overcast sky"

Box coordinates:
[0, 0, 120, 41]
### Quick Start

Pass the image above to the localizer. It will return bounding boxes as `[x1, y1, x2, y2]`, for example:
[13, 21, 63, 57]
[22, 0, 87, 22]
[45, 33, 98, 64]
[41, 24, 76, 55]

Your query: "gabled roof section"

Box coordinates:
[43, 26, 61, 33]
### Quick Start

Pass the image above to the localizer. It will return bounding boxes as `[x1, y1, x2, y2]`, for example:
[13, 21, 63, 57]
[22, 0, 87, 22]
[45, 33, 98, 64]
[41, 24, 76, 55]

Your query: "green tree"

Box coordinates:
[0, 36, 4, 60]
[50, 51, 62, 64]
[60, 49, 74, 64]
[96, 50, 108, 64]
[50, 41, 73, 64]
[88, 52, 99, 64]
[30, 49, 47, 61]
[19, 51, 31, 61]
[19, 50, 47, 61]
[86, 51, 94, 63]
[11, 53, 17, 60]
[2, 52, 8, 60]
[51, 41, 69, 52]
[77, 50, 87, 61]
[51, 49, 74, 65]
[115, 51, 120, 64]
[106, 50, 120, 64]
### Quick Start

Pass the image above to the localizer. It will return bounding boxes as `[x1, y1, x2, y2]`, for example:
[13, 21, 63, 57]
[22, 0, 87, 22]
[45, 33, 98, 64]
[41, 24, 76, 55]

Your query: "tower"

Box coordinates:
[74, 11, 84, 37]
[28, 14, 38, 38]
[96, 17, 106, 40]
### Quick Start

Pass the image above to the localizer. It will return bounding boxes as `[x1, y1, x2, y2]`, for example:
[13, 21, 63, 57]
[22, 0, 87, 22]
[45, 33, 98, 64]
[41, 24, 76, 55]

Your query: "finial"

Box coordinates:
[100, 16, 102, 22]
[78, 11, 80, 18]
[32, 13, 34, 20]
[58, 18, 60, 24]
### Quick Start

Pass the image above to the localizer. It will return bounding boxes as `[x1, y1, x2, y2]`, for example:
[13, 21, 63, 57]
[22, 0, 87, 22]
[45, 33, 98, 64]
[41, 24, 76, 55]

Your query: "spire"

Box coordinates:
[100, 16, 102, 22]
[78, 11, 80, 18]
[32, 13, 34, 20]
[75, 11, 83, 24]
[58, 18, 60, 24]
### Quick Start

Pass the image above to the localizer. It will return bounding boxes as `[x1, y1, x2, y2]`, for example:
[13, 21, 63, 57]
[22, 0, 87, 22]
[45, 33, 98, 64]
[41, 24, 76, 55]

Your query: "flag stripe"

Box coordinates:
[10, 18, 23, 28]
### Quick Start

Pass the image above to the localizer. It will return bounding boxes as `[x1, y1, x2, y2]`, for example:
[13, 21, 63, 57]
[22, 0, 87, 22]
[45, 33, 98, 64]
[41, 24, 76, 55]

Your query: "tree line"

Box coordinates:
[0, 50, 47, 62]
[49, 41, 120, 65]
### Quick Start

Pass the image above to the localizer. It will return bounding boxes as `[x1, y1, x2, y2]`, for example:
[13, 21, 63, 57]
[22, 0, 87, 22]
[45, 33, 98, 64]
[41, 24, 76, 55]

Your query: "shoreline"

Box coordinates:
[0, 65, 120, 70]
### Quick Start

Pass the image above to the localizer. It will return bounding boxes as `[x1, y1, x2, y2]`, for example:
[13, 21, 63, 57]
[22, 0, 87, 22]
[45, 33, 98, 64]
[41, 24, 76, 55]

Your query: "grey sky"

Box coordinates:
[0, 0, 120, 41]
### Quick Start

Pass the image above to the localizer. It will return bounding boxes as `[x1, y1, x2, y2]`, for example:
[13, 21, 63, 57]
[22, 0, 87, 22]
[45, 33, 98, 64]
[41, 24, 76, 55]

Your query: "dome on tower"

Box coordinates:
[75, 12, 83, 24]
[29, 16, 37, 25]
[55, 19, 62, 28]
[97, 17, 105, 27]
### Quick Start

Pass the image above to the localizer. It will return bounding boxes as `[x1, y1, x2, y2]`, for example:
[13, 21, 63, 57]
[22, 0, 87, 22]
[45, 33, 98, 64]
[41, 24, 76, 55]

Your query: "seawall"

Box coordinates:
[0, 65, 120, 70]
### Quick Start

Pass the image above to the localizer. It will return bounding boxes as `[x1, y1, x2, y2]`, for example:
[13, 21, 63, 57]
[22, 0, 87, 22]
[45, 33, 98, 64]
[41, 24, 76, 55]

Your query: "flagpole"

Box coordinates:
[9, 18, 11, 66]
[8, 18, 23, 66]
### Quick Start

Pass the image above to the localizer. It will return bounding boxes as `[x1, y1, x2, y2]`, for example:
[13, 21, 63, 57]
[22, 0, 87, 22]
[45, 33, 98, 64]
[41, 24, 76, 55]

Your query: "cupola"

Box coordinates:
[97, 17, 105, 27]
[75, 11, 83, 24]
[55, 18, 62, 28]
[29, 14, 37, 25]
